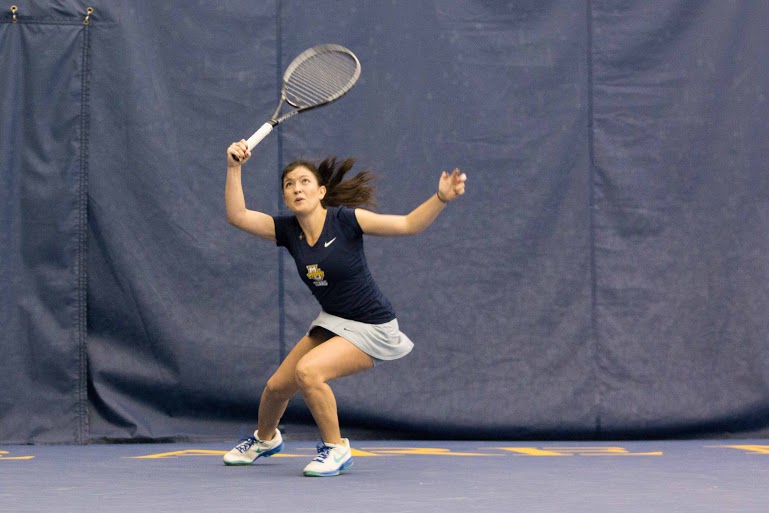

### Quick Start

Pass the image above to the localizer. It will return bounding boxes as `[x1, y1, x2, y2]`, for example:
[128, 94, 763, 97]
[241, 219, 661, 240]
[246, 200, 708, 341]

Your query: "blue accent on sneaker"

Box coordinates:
[236, 436, 257, 453]
[262, 441, 284, 458]
[303, 458, 353, 477]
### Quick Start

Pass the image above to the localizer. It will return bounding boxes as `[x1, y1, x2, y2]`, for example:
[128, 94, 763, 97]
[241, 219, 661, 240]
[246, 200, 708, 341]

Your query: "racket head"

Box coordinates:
[282, 44, 361, 110]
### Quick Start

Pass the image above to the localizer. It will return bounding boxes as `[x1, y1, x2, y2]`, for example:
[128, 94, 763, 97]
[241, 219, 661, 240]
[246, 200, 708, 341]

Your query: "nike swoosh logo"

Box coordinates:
[334, 453, 348, 463]
[324, 238, 337, 248]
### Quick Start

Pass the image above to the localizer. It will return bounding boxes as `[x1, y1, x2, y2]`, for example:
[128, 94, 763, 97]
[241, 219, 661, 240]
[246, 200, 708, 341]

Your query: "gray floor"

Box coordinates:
[2, 439, 769, 512]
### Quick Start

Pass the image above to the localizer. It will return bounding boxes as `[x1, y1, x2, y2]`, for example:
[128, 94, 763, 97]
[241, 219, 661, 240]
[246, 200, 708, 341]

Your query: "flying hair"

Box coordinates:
[282, 157, 377, 209]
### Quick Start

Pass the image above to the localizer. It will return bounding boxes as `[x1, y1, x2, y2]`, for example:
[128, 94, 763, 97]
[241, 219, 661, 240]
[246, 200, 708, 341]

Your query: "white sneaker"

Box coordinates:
[303, 439, 353, 477]
[223, 429, 283, 465]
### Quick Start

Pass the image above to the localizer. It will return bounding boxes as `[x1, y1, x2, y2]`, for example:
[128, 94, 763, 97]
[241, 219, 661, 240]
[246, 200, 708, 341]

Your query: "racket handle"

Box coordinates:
[232, 122, 274, 162]
[247, 122, 274, 150]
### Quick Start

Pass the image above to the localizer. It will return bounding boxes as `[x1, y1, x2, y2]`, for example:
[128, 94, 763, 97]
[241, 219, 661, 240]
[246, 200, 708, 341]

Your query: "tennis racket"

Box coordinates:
[232, 44, 361, 161]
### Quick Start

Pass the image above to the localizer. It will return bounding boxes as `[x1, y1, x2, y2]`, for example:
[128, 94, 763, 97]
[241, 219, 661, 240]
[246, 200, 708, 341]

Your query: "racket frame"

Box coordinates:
[239, 44, 361, 155]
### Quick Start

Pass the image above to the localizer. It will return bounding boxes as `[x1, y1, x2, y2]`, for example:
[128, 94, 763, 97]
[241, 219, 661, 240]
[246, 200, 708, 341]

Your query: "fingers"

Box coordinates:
[228, 139, 251, 164]
[453, 176, 466, 197]
[449, 168, 467, 186]
[437, 167, 467, 202]
[450, 169, 466, 197]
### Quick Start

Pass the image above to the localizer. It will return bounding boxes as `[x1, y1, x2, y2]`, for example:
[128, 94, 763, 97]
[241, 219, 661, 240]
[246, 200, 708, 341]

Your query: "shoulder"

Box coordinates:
[273, 213, 297, 229]
[331, 206, 363, 236]
[272, 213, 298, 246]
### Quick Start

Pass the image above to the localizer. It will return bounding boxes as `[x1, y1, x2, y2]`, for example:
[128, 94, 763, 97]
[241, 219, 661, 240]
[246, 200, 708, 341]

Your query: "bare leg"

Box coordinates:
[255, 331, 328, 440]
[295, 337, 374, 445]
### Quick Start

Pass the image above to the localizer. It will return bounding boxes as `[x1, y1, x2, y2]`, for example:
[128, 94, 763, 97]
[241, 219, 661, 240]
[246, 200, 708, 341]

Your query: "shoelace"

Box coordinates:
[235, 436, 257, 453]
[312, 443, 331, 462]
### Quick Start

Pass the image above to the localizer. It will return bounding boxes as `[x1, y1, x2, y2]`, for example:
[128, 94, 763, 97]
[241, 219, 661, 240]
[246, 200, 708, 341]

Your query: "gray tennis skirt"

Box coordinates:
[308, 311, 414, 363]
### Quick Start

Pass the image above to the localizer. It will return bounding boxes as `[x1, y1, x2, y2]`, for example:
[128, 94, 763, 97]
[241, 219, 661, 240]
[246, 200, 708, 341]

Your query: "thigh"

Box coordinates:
[269, 329, 332, 389]
[298, 336, 374, 383]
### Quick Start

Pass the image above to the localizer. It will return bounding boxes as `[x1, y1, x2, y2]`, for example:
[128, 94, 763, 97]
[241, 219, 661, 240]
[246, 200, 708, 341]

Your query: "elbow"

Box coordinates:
[226, 210, 243, 227]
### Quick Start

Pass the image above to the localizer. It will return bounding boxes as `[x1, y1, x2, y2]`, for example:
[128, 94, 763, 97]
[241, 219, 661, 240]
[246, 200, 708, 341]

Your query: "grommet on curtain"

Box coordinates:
[83, 7, 93, 25]
[11, 5, 17, 23]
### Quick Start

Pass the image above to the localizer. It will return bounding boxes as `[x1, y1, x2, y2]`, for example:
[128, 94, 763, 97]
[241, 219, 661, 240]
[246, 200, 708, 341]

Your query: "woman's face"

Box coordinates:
[282, 166, 326, 214]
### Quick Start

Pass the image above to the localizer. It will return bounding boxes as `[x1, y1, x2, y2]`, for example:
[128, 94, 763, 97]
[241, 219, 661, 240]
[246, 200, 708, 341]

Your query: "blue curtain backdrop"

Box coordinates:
[0, 9, 90, 443]
[1, 0, 768, 443]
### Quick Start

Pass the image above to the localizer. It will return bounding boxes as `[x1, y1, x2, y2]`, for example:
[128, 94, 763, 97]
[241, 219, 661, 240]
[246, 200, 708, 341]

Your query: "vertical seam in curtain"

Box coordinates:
[77, 18, 92, 444]
[276, 0, 286, 364]
[585, 0, 602, 437]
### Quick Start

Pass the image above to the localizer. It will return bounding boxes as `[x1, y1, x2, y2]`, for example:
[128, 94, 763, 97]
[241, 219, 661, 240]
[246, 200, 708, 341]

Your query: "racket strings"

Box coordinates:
[288, 77, 343, 106]
[287, 76, 336, 105]
[285, 51, 359, 107]
[294, 52, 357, 86]
[288, 67, 352, 105]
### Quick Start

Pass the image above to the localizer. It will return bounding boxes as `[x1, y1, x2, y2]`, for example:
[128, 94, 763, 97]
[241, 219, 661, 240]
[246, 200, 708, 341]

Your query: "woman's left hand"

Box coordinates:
[438, 168, 467, 202]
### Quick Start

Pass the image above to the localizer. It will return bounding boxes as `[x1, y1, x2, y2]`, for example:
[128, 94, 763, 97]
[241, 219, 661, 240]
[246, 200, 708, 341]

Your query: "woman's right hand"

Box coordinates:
[228, 140, 251, 167]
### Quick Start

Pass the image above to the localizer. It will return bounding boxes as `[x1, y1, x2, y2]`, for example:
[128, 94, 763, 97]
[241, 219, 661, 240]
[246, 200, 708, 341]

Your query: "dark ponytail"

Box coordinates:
[282, 157, 377, 209]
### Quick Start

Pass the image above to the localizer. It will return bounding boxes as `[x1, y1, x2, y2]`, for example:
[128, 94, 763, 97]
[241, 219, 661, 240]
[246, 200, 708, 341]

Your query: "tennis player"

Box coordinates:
[222, 139, 467, 476]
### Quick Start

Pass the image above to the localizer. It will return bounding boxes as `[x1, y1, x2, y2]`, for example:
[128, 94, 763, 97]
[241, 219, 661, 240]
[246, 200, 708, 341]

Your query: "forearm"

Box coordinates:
[225, 164, 247, 224]
[404, 193, 447, 234]
[345, 169, 465, 237]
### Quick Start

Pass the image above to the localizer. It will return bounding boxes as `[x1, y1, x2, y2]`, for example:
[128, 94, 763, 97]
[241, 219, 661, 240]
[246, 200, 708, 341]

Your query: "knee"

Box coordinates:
[294, 359, 323, 391]
[264, 374, 295, 401]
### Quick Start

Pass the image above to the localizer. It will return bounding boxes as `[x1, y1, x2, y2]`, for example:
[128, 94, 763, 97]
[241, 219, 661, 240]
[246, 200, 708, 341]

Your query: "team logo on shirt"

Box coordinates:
[306, 264, 328, 287]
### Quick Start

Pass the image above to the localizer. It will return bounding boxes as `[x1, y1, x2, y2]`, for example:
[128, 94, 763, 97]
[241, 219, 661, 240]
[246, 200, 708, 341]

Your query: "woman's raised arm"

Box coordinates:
[355, 168, 467, 236]
[225, 140, 277, 242]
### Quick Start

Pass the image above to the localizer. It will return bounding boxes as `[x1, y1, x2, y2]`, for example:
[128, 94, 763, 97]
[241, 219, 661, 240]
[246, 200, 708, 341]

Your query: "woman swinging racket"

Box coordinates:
[222, 139, 467, 477]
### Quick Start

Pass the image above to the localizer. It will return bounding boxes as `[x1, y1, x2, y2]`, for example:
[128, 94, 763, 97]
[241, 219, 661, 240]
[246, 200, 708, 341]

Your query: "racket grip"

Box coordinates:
[246, 122, 274, 151]
[232, 122, 274, 162]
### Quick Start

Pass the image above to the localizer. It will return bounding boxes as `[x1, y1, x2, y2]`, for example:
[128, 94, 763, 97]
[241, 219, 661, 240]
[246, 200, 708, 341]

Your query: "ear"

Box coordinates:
[319, 185, 327, 199]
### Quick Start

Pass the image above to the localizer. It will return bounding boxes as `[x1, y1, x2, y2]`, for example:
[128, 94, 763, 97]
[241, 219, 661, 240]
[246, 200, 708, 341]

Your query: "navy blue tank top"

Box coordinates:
[273, 206, 396, 324]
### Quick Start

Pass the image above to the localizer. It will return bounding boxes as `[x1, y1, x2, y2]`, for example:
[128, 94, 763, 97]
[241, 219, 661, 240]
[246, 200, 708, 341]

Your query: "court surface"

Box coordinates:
[2, 439, 768, 512]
